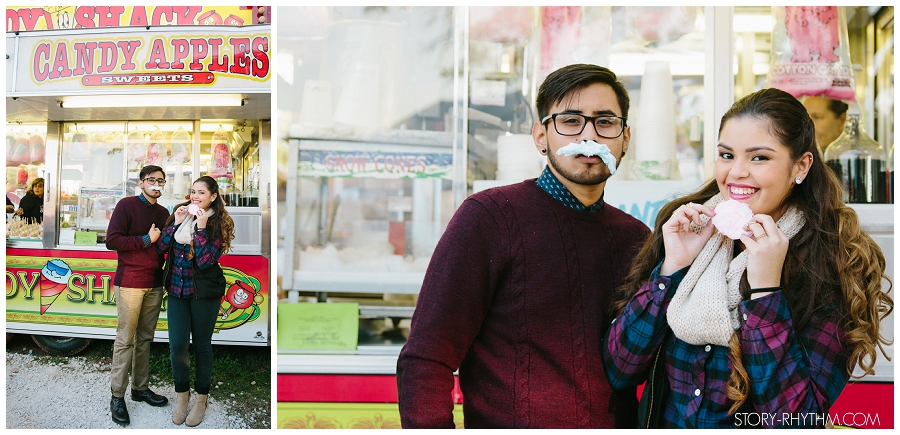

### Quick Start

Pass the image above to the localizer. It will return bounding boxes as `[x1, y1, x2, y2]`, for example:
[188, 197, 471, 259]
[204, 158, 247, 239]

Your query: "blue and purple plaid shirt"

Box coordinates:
[603, 264, 850, 428]
[156, 222, 224, 299]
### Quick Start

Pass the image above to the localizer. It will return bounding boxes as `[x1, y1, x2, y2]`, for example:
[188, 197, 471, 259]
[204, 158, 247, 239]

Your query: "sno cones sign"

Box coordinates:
[39, 259, 72, 315]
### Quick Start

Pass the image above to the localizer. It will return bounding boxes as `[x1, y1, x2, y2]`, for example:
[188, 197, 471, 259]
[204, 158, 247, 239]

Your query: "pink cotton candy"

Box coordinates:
[712, 200, 754, 239]
[188, 204, 200, 215]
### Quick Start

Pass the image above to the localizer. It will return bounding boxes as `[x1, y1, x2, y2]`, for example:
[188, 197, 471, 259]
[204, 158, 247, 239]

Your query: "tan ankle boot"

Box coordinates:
[185, 393, 208, 427]
[172, 391, 190, 425]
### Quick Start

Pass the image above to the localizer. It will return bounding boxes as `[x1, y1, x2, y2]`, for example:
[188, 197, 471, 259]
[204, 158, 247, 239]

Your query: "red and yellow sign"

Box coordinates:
[6, 6, 262, 32]
[6, 248, 270, 345]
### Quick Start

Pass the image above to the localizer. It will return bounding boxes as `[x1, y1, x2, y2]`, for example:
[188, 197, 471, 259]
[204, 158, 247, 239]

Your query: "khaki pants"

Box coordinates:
[110, 286, 163, 398]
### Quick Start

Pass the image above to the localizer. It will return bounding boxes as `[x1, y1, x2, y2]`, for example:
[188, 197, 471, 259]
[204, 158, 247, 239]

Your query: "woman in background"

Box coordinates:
[158, 176, 234, 427]
[16, 177, 44, 223]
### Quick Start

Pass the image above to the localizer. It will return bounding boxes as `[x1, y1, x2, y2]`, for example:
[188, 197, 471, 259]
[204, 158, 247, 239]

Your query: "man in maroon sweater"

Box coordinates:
[397, 64, 650, 428]
[106, 165, 171, 425]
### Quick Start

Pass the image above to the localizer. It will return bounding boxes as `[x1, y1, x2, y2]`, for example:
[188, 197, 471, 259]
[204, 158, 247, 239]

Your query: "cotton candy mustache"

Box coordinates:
[149, 186, 164, 192]
[555, 140, 618, 175]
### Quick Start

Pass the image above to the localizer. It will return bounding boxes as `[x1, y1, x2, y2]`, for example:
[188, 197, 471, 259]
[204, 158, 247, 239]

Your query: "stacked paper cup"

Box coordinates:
[631, 61, 679, 180]
[496, 134, 544, 181]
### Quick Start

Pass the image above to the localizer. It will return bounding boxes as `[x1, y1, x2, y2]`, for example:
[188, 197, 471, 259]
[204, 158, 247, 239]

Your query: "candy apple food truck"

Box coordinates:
[5, 6, 272, 355]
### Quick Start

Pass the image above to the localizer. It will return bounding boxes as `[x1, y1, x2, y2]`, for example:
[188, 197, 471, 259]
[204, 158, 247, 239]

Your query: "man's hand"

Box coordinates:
[148, 223, 161, 243]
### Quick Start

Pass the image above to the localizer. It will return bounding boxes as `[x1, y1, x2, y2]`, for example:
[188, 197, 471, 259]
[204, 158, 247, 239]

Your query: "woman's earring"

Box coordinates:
[541, 148, 547, 154]
[795, 176, 802, 184]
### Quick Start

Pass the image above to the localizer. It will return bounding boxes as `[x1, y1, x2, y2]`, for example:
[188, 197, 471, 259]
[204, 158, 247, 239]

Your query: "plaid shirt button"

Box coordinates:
[658, 283, 666, 290]
[694, 389, 701, 397]
[704, 345, 711, 352]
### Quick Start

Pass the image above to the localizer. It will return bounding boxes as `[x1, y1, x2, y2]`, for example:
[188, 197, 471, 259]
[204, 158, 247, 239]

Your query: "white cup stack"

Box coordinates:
[496, 134, 544, 181]
[631, 60, 679, 180]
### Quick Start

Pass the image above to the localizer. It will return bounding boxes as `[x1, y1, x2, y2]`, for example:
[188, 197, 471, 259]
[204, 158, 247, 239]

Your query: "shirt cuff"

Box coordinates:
[142, 234, 151, 248]
[740, 289, 790, 328]
[649, 262, 689, 298]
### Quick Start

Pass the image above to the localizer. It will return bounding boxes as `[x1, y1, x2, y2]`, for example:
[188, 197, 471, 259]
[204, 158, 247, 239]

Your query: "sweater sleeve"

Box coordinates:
[397, 197, 506, 428]
[18, 194, 43, 223]
[105, 200, 146, 252]
[738, 291, 850, 427]
[602, 263, 686, 390]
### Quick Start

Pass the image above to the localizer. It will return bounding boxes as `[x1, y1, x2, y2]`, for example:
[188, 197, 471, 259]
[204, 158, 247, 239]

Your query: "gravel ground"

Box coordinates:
[6, 351, 261, 429]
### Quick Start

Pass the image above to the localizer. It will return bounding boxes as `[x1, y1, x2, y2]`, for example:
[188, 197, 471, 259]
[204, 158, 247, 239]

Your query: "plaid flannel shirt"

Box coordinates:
[156, 222, 224, 299]
[602, 263, 850, 428]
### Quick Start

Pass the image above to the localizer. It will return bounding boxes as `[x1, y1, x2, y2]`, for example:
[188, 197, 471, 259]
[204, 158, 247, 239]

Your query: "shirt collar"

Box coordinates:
[138, 193, 152, 206]
[535, 166, 605, 213]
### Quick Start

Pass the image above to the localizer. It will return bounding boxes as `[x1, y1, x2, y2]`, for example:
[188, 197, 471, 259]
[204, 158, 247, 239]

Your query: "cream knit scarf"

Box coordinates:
[174, 208, 215, 245]
[666, 193, 805, 346]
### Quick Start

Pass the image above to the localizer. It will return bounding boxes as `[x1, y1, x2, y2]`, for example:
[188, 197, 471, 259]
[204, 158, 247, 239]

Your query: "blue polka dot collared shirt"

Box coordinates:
[534, 165, 605, 213]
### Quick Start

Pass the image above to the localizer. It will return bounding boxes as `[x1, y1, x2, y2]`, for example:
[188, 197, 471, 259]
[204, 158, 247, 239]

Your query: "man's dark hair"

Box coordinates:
[535, 64, 630, 121]
[139, 165, 165, 180]
[828, 98, 849, 117]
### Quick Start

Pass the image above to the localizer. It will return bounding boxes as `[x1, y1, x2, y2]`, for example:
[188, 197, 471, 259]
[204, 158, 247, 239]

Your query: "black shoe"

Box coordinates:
[110, 395, 130, 426]
[131, 388, 169, 407]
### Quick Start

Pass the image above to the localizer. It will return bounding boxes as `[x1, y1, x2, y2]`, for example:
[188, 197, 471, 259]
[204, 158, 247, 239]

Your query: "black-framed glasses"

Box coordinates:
[541, 113, 627, 138]
[142, 177, 167, 186]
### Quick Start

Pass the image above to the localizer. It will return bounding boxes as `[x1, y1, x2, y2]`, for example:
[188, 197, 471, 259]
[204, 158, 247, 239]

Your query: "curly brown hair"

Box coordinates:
[611, 88, 893, 415]
[26, 177, 44, 196]
[164, 176, 235, 256]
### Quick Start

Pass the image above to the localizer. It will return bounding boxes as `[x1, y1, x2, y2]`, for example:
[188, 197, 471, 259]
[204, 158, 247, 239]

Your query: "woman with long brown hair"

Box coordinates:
[602, 88, 892, 428]
[157, 175, 235, 427]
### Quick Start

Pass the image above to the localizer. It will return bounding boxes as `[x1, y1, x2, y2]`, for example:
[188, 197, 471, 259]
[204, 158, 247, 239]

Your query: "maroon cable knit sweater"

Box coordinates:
[105, 195, 170, 288]
[397, 180, 650, 428]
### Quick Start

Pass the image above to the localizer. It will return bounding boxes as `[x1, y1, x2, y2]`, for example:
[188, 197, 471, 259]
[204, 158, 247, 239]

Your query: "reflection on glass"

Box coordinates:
[128, 122, 193, 202]
[59, 122, 127, 246]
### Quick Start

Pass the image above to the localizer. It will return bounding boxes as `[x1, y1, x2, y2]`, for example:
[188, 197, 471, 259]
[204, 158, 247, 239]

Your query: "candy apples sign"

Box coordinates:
[9, 26, 270, 94]
[31, 34, 269, 84]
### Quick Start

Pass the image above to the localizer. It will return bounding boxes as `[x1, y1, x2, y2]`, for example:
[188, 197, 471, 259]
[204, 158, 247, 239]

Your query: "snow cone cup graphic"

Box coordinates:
[39, 259, 72, 315]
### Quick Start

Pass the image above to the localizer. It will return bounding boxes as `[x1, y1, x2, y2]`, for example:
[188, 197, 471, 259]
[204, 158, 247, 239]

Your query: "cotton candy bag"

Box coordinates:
[766, 6, 856, 102]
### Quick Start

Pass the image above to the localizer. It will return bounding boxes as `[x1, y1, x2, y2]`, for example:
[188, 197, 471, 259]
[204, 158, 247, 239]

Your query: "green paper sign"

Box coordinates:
[278, 302, 359, 350]
[74, 231, 98, 245]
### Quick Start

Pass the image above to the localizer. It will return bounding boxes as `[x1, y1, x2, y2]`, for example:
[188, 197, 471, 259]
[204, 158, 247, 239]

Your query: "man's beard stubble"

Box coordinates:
[546, 151, 610, 186]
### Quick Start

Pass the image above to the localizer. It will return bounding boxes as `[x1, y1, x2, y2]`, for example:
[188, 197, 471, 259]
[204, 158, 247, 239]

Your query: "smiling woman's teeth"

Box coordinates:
[731, 187, 757, 195]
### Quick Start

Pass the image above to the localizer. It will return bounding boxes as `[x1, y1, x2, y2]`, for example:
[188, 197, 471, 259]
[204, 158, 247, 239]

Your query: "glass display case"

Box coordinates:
[279, 6, 715, 357]
[5, 122, 47, 241]
[279, 6, 457, 351]
[52, 120, 264, 250]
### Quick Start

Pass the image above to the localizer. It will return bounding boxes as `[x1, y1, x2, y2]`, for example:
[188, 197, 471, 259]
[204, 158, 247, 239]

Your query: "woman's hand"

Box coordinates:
[660, 202, 717, 275]
[14, 207, 23, 216]
[195, 208, 210, 229]
[174, 205, 189, 225]
[739, 214, 788, 289]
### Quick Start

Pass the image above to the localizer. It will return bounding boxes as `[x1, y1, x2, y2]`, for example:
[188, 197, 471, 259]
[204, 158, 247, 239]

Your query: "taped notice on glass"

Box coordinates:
[277, 302, 359, 351]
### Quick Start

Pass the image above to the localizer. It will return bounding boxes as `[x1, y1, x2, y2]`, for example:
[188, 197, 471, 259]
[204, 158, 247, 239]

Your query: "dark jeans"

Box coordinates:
[167, 294, 220, 395]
